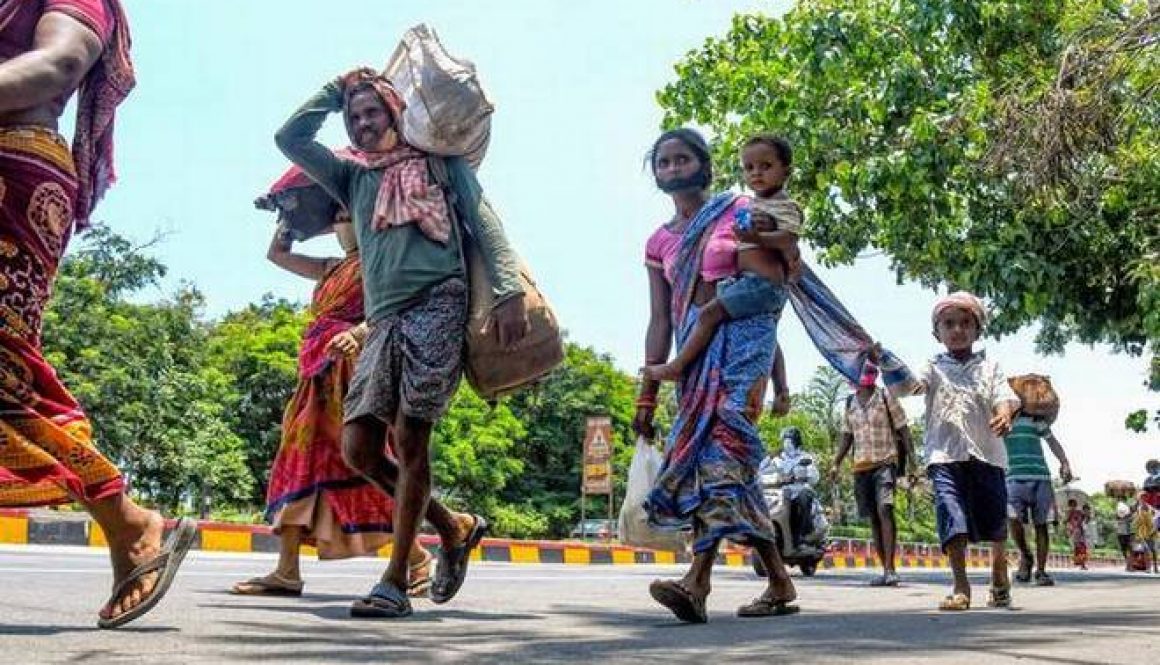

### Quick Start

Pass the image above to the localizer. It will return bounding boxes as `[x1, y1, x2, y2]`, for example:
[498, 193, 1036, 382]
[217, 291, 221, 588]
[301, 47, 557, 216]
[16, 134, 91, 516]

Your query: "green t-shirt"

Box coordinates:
[276, 84, 524, 322]
[1003, 415, 1052, 480]
[276, 83, 461, 322]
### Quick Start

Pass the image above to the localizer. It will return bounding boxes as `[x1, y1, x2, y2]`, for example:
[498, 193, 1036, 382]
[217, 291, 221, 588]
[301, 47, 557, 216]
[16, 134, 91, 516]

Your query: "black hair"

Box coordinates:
[648, 127, 713, 177]
[743, 133, 793, 168]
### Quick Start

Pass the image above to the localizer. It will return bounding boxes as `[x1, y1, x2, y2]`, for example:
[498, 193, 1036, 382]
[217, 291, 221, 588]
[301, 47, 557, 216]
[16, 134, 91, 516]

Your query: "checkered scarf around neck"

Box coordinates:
[342, 74, 451, 243]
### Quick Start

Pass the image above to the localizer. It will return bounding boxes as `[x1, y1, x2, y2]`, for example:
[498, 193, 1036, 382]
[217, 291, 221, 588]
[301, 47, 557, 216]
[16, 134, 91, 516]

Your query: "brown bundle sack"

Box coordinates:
[425, 156, 564, 401]
[462, 220, 564, 400]
[1008, 374, 1060, 424]
[1104, 480, 1138, 499]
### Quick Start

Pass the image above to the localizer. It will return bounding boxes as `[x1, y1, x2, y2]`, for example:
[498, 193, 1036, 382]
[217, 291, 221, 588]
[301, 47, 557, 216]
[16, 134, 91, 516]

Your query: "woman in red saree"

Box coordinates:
[1, 0, 195, 629]
[232, 165, 432, 597]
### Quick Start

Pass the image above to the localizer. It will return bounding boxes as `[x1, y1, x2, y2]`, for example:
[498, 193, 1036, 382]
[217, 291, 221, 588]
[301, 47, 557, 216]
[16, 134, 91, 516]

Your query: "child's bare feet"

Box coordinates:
[642, 363, 683, 382]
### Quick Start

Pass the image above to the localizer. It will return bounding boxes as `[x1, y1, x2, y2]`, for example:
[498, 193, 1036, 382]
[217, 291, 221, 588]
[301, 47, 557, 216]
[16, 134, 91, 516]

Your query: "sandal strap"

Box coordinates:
[103, 550, 170, 609]
[364, 581, 408, 609]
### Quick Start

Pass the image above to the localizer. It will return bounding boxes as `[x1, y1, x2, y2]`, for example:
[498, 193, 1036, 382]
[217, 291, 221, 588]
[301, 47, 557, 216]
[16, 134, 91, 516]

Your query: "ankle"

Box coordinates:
[103, 507, 160, 547]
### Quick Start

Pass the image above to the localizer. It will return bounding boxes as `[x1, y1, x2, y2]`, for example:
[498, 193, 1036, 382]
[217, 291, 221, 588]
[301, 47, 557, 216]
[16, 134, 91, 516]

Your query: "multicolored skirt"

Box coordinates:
[0, 127, 123, 506]
[646, 303, 779, 554]
[264, 351, 395, 559]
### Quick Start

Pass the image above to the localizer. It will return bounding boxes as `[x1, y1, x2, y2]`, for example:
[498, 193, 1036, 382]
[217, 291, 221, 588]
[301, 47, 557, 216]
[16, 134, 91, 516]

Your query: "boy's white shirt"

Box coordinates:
[895, 350, 1020, 469]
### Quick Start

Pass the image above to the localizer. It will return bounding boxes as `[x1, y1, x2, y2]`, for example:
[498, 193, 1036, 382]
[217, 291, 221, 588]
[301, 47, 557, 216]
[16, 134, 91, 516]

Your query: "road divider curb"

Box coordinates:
[0, 508, 1122, 570]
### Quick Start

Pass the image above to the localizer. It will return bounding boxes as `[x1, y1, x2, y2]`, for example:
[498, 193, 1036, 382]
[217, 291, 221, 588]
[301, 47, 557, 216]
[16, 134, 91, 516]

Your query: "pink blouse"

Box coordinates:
[644, 196, 748, 284]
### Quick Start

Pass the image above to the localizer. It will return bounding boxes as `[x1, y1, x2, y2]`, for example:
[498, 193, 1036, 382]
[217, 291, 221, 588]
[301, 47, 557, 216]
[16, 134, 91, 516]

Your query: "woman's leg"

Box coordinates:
[84, 493, 166, 619]
[650, 527, 718, 623]
[753, 539, 797, 602]
[681, 540, 719, 599]
[275, 526, 304, 581]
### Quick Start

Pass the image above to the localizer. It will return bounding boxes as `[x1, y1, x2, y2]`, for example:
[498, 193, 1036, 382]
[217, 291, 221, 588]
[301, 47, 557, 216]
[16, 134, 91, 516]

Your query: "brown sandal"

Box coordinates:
[649, 579, 707, 624]
[938, 593, 971, 611]
[737, 591, 801, 618]
[230, 573, 304, 597]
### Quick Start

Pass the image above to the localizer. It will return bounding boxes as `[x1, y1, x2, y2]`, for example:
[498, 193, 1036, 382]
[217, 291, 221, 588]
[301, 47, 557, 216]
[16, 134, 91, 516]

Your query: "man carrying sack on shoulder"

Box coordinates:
[831, 361, 913, 587]
[276, 67, 529, 619]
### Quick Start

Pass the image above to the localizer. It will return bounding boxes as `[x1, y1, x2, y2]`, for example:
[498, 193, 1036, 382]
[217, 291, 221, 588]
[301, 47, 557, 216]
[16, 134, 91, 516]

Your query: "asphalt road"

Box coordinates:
[1, 545, 1157, 664]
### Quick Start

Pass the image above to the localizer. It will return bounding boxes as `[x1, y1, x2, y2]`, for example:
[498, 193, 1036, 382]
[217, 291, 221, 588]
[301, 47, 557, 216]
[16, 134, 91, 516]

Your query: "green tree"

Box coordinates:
[205, 297, 308, 503]
[431, 385, 531, 536]
[659, 0, 1158, 423]
[42, 227, 253, 512]
[502, 341, 637, 537]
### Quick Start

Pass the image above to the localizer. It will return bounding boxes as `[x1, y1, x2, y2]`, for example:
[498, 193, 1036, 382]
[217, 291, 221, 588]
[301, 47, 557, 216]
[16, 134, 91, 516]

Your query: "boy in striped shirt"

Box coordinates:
[1004, 415, 1073, 586]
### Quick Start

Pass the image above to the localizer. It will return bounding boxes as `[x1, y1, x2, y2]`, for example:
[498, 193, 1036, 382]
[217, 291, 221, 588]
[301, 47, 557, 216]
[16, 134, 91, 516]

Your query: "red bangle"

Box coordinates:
[635, 397, 657, 409]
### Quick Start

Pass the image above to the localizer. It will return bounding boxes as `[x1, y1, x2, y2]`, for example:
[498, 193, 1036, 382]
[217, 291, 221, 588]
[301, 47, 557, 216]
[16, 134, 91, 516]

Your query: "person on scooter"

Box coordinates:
[763, 427, 819, 550]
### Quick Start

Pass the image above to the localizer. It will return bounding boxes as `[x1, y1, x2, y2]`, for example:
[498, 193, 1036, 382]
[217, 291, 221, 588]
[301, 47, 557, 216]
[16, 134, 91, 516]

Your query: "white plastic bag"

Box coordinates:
[383, 24, 492, 168]
[618, 437, 685, 551]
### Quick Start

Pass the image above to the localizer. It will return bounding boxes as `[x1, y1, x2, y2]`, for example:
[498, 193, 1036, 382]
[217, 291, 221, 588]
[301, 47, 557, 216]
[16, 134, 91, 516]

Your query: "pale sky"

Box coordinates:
[81, 1, 1157, 493]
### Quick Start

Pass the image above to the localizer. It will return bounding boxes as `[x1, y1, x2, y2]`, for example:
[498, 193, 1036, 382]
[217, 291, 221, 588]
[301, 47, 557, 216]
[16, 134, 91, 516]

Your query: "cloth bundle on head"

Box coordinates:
[256, 147, 364, 241]
[264, 147, 365, 196]
[342, 71, 451, 244]
[932, 291, 987, 328]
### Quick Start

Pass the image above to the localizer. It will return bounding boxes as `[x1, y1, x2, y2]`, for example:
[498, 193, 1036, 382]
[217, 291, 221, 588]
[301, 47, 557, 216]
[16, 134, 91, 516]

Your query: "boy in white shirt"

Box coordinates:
[883, 291, 1020, 610]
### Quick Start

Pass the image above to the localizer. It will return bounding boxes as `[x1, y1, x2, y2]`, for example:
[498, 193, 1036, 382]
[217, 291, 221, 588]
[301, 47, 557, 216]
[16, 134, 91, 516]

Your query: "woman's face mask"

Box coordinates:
[653, 138, 710, 193]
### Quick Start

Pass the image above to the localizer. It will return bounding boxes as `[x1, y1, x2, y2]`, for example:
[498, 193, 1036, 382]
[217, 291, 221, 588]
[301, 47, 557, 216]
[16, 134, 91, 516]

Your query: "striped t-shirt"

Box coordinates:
[1003, 416, 1052, 480]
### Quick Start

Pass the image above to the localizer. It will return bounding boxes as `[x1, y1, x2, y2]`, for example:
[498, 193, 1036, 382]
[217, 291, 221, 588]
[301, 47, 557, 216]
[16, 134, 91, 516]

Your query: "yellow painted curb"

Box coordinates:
[201, 529, 251, 552]
[510, 543, 540, 564]
[654, 550, 677, 565]
[0, 515, 26, 544]
[89, 523, 108, 547]
[611, 549, 636, 565]
[564, 547, 590, 565]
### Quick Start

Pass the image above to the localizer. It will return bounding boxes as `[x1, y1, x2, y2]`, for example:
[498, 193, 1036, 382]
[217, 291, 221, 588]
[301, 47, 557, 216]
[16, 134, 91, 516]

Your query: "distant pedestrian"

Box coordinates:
[1066, 499, 1088, 570]
[831, 362, 913, 587]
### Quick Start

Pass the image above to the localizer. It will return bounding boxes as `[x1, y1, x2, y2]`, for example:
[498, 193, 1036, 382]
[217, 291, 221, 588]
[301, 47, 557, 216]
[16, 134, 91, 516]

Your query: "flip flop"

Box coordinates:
[430, 515, 488, 605]
[407, 550, 435, 598]
[649, 579, 707, 624]
[737, 594, 801, 618]
[97, 517, 197, 629]
[350, 581, 412, 619]
[987, 584, 1013, 608]
[938, 593, 971, 611]
[230, 574, 304, 597]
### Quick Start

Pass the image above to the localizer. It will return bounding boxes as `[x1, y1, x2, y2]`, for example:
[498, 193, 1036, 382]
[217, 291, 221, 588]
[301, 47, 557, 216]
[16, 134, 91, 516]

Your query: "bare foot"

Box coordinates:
[99, 511, 165, 622]
[642, 363, 683, 382]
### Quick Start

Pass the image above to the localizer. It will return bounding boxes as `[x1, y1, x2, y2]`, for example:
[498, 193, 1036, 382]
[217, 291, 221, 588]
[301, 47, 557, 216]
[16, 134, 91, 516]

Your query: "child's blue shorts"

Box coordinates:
[716, 272, 787, 319]
[928, 458, 1009, 549]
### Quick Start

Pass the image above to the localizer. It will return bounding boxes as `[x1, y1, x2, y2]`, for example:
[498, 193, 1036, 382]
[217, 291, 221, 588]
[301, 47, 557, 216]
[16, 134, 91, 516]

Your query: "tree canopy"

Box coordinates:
[658, 0, 1158, 421]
